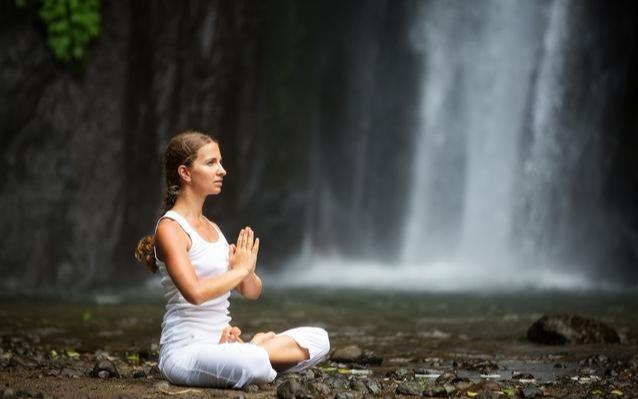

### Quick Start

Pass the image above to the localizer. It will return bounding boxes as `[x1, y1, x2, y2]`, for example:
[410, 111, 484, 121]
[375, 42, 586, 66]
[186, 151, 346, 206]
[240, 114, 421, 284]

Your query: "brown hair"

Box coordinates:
[134, 130, 217, 273]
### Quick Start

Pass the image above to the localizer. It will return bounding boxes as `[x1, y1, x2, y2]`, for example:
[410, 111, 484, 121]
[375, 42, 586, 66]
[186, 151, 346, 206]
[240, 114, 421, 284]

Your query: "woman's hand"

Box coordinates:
[228, 227, 260, 274]
[219, 325, 243, 343]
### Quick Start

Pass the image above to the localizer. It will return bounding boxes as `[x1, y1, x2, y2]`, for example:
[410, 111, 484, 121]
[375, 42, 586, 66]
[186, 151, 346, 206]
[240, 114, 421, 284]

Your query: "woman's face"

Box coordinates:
[188, 141, 226, 195]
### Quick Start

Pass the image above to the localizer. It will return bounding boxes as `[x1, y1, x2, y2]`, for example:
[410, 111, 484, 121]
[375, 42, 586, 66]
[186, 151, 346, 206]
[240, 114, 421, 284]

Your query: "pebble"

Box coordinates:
[350, 379, 367, 392]
[512, 372, 535, 380]
[521, 385, 543, 398]
[276, 379, 309, 399]
[395, 381, 426, 396]
[365, 379, 383, 395]
[310, 381, 331, 396]
[387, 367, 413, 380]
[423, 384, 447, 397]
[132, 370, 146, 379]
[331, 345, 363, 362]
[436, 371, 457, 384]
[91, 359, 120, 378]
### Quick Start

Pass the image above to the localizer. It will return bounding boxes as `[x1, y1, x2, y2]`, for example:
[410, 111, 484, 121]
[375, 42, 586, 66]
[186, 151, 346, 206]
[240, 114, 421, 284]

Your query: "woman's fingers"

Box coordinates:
[246, 227, 254, 249]
[237, 228, 245, 250]
[231, 326, 241, 338]
[236, 227, 256, 252]
[252, 237, 260, 256]
[228, 244, 236, 259]
[220, 326, 243, 343]
[219, 326, 231, 343]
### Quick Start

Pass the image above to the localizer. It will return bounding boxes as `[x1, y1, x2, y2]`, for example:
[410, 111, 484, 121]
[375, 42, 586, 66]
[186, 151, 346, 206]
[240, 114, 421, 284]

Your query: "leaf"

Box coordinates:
[467, 391, 479, 397]
[501, 387, 515, 397]
[66, 349, 80, 359]
[611, 390, 623, 396]
[127, 353, 140, 363]
[82, 310, 92, 322]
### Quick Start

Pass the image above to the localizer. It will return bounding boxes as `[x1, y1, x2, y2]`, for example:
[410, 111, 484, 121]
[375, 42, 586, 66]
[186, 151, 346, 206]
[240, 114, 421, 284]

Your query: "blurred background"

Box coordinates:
[1, 0, 638, 296]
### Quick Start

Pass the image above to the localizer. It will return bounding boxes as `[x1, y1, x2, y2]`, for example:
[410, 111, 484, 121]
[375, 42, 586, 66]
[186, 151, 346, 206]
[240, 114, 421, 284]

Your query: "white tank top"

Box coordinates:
[154, 210, 232, 346]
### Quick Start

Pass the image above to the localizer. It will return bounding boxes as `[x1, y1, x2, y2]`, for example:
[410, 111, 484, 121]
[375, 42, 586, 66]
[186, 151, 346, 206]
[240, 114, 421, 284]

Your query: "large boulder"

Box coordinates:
[527, 314, 620, 345]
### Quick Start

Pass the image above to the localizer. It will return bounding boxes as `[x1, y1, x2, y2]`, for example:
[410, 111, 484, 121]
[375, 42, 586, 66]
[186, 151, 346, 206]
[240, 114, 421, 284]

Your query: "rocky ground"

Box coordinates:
[1, 335, 637, 399]
[1, 290, 637, 398]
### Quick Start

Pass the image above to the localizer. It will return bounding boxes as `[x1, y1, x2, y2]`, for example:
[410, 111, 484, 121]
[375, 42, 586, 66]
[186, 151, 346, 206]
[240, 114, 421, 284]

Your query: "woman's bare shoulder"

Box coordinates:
[155, 218, 191, 255]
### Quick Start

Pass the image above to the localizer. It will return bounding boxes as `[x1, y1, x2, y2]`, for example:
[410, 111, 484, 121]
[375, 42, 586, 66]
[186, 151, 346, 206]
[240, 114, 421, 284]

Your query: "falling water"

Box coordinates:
[403, 1, 548, 272]
[275, 0, 616, 291]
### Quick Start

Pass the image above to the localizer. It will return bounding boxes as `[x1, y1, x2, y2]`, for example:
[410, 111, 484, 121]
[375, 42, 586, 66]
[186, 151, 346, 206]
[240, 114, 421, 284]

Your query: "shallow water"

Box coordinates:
[2, 288, 636, 355]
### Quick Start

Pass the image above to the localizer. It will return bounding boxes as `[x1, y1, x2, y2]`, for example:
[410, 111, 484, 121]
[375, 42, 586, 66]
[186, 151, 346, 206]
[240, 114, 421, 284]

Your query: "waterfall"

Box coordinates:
[398, 0, 595, 289]
[271, 0, 637, 291]
[403, 1, 544, 267]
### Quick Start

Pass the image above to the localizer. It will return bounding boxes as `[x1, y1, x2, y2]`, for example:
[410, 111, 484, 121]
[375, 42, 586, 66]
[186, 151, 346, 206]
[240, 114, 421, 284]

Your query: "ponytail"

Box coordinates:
[135, 235, 157, 273]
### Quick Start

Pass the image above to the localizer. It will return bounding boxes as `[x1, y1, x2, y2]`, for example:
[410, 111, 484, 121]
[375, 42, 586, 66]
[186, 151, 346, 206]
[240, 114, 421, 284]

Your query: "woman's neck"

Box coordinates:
[172, 190, 206, 220]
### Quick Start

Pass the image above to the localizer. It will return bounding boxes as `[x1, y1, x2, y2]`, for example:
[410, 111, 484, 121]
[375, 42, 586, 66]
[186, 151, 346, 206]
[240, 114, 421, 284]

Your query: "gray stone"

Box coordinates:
[423, 384, 447, 397]
[396, 381, 426, 396]
[512, 372, 535, 380]
[361, 350, 384, 366]
[527, 315, 620, 345]
[388, 368, 413, 380]
[521, 385, 543, 398]
[310, 381, 331, 396]
[60, 367, 83, 378]
[452, 377, 473, 391]
[366, 379, 383, 396]
[435, 371, 456, 384]
[327, 377, 351, 391]
[350, 379, 368, 392]
[276, 379, 311, 399]
[91, 359, 120, 378]
[331, 345, 363, 362]
[132, 370, 146, 379]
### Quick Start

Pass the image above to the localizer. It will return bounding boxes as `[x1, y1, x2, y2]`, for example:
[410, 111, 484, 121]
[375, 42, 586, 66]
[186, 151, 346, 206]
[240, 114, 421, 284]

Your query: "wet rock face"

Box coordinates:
[527, 315, 620, 345]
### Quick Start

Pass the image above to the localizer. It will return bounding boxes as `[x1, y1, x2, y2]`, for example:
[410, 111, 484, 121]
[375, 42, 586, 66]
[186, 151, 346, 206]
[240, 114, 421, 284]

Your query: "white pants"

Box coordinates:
[159, 326, 330, 388]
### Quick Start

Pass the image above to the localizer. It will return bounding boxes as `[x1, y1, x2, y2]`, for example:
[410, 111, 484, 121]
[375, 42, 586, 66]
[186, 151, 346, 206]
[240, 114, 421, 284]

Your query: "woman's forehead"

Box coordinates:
[197, 141, 221, 158]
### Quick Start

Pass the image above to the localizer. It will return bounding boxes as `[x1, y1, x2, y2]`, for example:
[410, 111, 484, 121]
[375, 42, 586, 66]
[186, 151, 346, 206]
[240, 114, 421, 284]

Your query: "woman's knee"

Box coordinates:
[242, 345, 277, 384]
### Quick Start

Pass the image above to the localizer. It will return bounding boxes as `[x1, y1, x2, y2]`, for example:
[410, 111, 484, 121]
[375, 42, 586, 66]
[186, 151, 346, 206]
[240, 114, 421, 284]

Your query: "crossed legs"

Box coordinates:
[219, 326, 329, 374]
[250, 331, 310, 372]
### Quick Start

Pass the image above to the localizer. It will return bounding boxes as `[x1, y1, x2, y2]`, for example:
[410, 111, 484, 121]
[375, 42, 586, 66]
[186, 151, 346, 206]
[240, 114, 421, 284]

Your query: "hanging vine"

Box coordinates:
[16, 0, 101, 64]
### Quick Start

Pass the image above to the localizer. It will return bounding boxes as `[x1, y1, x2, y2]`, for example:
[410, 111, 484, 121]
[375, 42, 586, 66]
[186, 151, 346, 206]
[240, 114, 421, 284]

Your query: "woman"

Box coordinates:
[135, 131, 329, 388]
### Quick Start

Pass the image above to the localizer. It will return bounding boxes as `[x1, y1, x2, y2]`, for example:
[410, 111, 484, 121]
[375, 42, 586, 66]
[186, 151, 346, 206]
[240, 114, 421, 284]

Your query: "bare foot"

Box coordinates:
[250, 331, 276, 345]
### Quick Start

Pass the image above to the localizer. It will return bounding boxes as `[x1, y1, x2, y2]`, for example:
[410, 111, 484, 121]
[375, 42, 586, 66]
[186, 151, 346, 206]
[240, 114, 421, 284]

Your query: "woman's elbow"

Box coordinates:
[182, 286, 205, 305]
[243, 289, 261, 300]
[245, 293, 260, 300]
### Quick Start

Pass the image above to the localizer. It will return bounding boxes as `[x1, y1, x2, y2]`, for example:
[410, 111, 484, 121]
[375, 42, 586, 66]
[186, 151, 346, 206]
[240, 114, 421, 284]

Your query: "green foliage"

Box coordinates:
[16, 0, 101, 64]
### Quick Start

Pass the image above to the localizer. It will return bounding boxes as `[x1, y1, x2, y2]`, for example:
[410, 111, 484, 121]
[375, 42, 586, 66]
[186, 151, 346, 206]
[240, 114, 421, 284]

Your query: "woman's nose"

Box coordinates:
[219, 164, 227, 176]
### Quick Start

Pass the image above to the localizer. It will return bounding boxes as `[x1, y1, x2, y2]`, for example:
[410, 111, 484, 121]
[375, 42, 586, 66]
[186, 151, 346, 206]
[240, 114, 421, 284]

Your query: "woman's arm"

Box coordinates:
[237, 271, 262, 300]
[155, 219, 253, 305]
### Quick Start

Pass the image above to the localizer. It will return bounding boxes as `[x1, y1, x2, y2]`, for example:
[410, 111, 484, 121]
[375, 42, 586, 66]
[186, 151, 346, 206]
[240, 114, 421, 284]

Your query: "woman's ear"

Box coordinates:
[177, 165, 191, 183]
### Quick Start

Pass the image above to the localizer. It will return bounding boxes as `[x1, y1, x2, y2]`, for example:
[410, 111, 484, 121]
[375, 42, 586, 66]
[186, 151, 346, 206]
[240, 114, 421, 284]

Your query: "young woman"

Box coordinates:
[135, 131, 329, 388]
